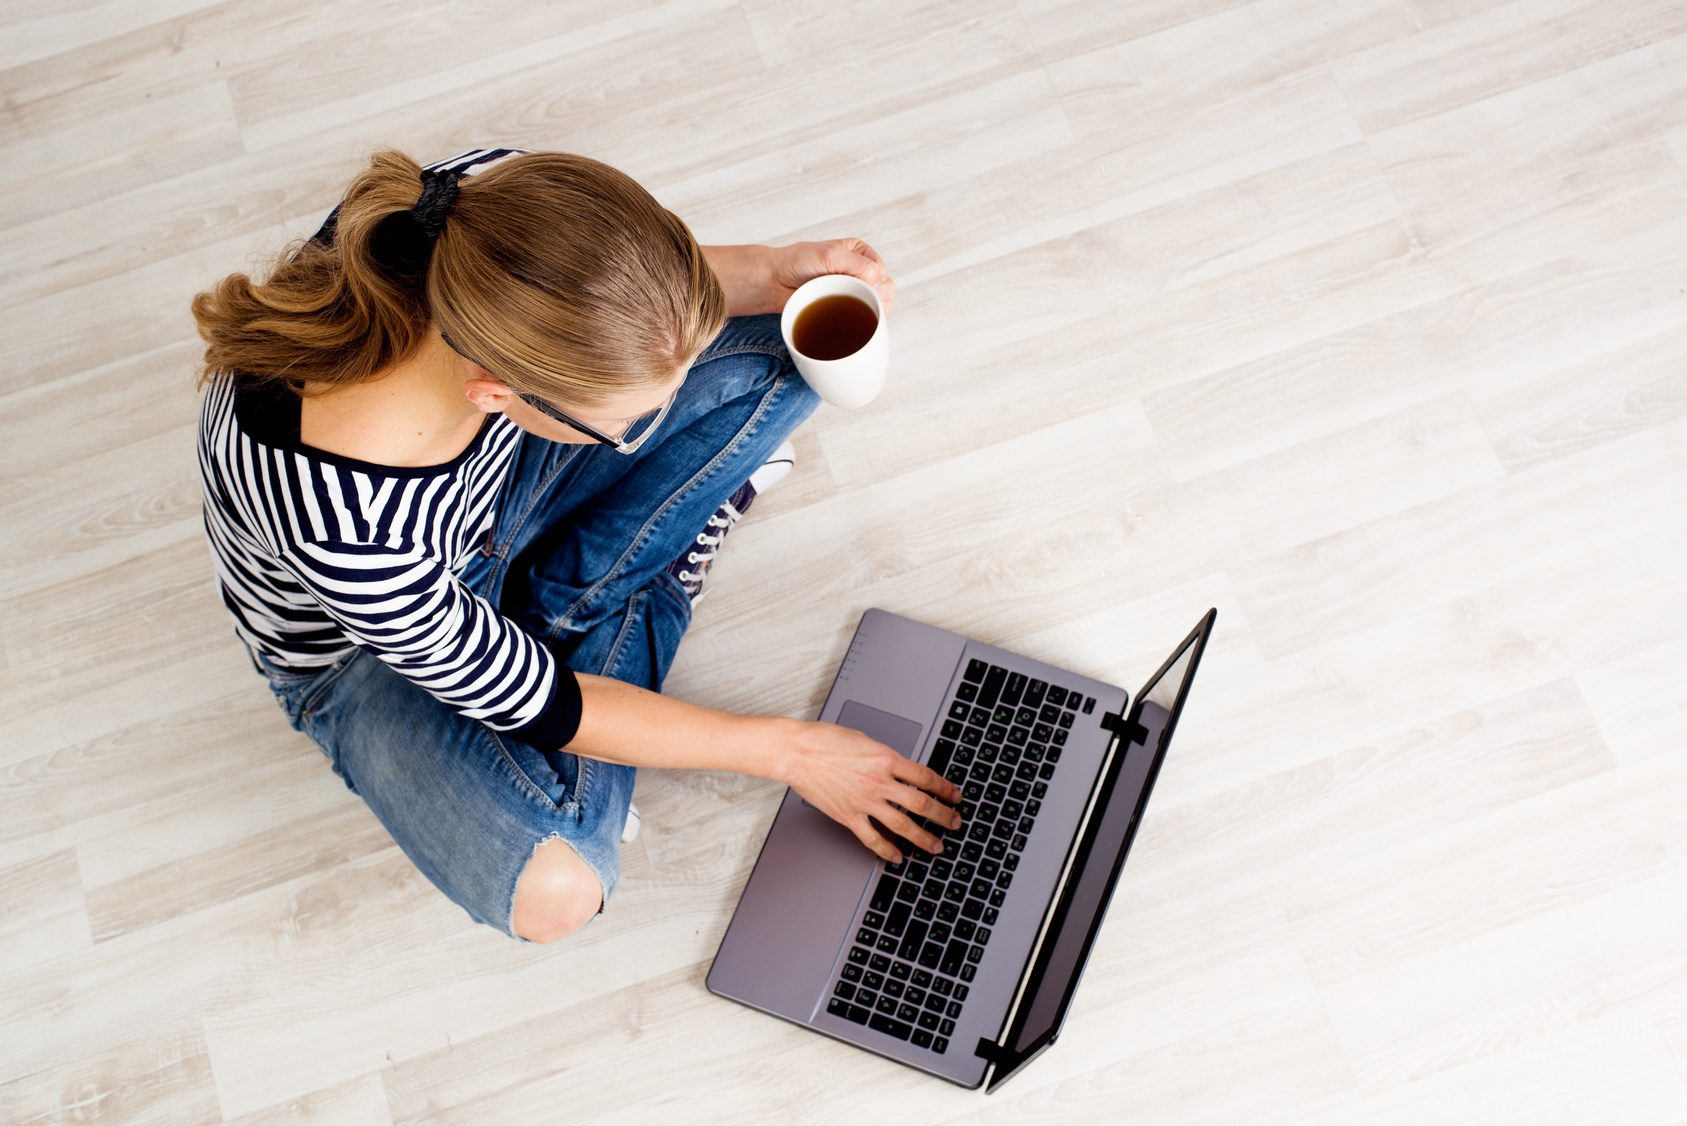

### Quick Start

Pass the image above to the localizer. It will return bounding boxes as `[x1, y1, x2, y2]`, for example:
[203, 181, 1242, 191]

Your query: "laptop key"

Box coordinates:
[992, 764, 1015, 783]
[1006, 726, 1028, 746]
[917, 1010, 942, 1031]
[1032, 723, 1053, 742]
[967, 945, 983, 963]
[946, 1000, 963, 1019]
[941, 939, 969, 976]
[870, 953, 891, 972]
[898, 920, 929, 961]
[911, 1028, 933, 1049]
[876, 935, 899, 954]
[905, 986, 926, 1007]
[1015, 705, 1037, 727]
[871, 875, 898, 912]
[1002, 673, 1026, 706]
[876, 995, 898, 1016]
[897, 880, 922, 903]
[835, 981, 855, 1000]
[864, 971, 883, 990]
[1032, 781, 1047, 798]
[891, 960, 912, 979]
[960, 726, 983, 747]
[923, 877, 946, 900]
[842, 963, 863, 982]
[978, 666, 1006, 708]
[942, 719, 963, 740]
[976, 927, 992, 945]
[960, 897, 984, 920]
[1059, 711, 1075, 728]
[940, 1019, 956, 1036]
[984, 839, 1006, 860]
[856, 928, 876, 945]
[1045, 686, 1067, 707]
[857, 989, 878, 1007]
[1009, 779, 1031, 800]
[985, 782, 1007, 803]
[913, 969, 932, 988]
[982, 908, 998, 926]
[925, 992, 947, 1012]
[1052, 729, 1068, 746]
[927, 740, 954, 777]
[929, 921, 951, 945]
[947, 701, 971, 721]
[964, 658, 988, 684]
[932, 977, 954, 997]
[997, 874, 1013, 891]
[990, 889, 1007, 907]
[918, 941, 943, 969]
[869, 1013, 913, 1041]
[1025, 679, 1047, 707]
[849, 946, 871, 964]
[985, 724, 1007, 744]
[864, 911, 885, 929]
[828, 998, 864, 1024]
[1040, 763, 1057, 779]
[960, 964, 976, 982]
[933, 1036, 949, 1054]
[899, 1002, 921, 1023]
[970, 706, 993, 727]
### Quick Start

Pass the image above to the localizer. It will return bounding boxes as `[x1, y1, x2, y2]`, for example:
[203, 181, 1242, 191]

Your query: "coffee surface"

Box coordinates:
[792, 294, 877, 361]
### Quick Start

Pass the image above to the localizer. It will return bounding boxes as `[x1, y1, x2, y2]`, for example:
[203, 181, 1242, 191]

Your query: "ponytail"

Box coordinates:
[191, 149, 726, 403]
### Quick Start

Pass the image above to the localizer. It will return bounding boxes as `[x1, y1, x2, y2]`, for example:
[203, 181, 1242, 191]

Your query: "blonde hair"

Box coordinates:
[191, 149, 726, 407]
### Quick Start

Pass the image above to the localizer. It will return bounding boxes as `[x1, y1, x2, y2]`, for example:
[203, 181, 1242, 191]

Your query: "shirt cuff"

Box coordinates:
[506, 663, 583, 749]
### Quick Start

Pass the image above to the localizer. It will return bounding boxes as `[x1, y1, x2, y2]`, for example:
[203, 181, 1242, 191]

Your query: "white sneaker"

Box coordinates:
[665, 441, 796, 602]
[622, 802, 641, 844]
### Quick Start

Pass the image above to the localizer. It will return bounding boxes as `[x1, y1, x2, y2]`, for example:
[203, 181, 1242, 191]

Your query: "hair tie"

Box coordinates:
[411, 168, 460, 241]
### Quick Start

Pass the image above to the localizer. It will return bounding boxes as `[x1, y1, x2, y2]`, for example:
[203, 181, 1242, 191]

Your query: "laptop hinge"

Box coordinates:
[1101, 710, 1149, 746]
[975, 1037, 1012, 1066]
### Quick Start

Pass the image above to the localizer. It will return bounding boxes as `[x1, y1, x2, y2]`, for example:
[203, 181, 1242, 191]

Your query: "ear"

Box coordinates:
[462, 378, 517, 415]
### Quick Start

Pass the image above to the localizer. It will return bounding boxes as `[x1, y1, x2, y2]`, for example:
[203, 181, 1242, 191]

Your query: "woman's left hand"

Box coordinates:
[702, 240, 896, 318]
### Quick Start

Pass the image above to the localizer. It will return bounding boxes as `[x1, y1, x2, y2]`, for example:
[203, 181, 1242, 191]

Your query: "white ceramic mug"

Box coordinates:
[780, 274, 889, 410]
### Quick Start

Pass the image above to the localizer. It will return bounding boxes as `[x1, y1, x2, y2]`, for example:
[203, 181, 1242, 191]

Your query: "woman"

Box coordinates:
[193, 147, 960, 942]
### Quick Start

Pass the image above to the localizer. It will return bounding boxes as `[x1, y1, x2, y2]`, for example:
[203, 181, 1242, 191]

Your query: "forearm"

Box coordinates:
[700, 245, 779, 318]
[566, 672, 963, 864]
[568, 672, 795, 782]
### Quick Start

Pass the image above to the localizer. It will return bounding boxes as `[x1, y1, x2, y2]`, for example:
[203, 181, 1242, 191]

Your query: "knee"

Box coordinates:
[512, 838, 603, 944]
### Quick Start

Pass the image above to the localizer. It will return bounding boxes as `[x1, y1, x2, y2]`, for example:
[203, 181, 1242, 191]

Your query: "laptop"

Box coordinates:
[707, 606, 1217, 1091]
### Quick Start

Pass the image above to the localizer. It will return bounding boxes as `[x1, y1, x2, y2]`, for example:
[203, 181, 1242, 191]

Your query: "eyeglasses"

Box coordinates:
[441, 331, 679, 455]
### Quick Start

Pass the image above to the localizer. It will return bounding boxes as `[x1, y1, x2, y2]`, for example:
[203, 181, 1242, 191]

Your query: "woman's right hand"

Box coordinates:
[777, 719, 963, 863]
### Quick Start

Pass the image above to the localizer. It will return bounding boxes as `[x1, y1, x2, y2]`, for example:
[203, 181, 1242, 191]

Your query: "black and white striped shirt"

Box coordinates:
[197, 148, 580, 747]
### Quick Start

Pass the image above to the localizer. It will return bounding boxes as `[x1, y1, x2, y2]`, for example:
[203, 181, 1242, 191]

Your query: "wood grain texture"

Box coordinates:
[4, 0, 1687, 1121]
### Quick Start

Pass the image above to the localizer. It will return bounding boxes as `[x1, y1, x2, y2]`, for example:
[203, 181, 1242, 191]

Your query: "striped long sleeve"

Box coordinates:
[197, 375, 580, 747]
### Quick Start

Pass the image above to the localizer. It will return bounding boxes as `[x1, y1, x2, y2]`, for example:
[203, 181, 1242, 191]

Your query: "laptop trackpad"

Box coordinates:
[835, 700, 923, 757]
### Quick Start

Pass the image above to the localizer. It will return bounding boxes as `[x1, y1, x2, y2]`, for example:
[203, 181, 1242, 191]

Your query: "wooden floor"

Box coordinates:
[5, 0, 1687, 1121]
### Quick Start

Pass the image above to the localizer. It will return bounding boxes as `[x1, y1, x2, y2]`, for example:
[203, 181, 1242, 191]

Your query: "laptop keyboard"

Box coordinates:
[824, 659, 1096, 1055]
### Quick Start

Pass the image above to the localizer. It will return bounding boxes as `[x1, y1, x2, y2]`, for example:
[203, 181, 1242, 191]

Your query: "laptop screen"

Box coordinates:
[984, 608, 1215, 1092]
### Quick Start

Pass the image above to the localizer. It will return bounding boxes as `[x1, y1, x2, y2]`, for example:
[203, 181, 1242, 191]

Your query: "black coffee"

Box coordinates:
[792, 294, 877, 361]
